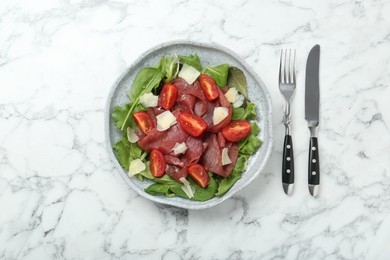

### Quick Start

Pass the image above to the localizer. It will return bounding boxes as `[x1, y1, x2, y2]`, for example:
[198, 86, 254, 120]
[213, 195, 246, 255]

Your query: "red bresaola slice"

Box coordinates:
[200, 133, 239, 177]
[166, 164, 188, 181]
[146, 107, 157, 125]
[164, 154, 184, 168]
[137, 123, 189, 154]
[203, 88, 232, 133]
[173, 78, 207, 116]
[217, 132, 226, 148]
[181, 136, 205, 166]
[176, 92, 195, 113]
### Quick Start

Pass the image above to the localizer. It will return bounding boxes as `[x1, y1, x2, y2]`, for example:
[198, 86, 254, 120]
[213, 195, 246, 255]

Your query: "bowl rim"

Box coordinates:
[104, 40, 273, 210]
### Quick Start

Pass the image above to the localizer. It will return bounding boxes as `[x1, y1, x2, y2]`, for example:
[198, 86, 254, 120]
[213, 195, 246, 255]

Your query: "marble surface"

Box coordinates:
[0, 0, 389, 259]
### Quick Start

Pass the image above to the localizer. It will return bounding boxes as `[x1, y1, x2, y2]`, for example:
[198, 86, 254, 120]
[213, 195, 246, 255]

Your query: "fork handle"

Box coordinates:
[282, 134, 294, 185]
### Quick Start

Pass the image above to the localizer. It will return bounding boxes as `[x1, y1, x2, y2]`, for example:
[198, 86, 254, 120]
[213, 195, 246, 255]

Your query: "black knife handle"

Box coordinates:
[282, 135, 294, 184]
[308, 137, 320, 185]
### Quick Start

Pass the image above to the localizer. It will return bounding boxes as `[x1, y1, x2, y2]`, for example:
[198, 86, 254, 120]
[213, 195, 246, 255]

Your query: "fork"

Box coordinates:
[279, 49, 296, 195]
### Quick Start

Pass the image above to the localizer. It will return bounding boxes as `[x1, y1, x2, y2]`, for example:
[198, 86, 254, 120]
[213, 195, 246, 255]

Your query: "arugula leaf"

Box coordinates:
[136, 161, 153, 180]
[112, 134, 145, 170]
[232, 102, 257, 120]
[113, 103, 146, 132]
[179, 54, 202, 72]
[158, 56, 179, 83]
[239, 123, 262, 155]
[112, 103, 132, 129]
[170, 173, 218, 201]
[145, 183, 171, 195]
[144, 173, 218, 201]
[228, 67, 247, 97]
[216, 154, 248, 196]
[203, 64, 229, 87]
[113, 136, 131, 170]
[120, 68, 164, 130]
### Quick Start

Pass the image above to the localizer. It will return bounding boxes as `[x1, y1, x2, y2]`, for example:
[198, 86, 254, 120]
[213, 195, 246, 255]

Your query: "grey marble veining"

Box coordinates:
[0, 0, 390, 259]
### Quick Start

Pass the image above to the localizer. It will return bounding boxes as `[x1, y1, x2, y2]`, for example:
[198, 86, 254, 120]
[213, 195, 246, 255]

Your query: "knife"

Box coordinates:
[305, 45, 320, 197]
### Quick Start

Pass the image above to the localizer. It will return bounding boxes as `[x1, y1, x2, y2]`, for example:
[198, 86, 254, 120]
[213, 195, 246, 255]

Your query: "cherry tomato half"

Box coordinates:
[150, 149, 166, 177]
[187, 163, 210, 188]
[177, 112, 207, 137]
[132, 111, 155, 135]
[199, 74, 220, 101]
[221, 120, 252, 142]
[159, 83, 178, 110]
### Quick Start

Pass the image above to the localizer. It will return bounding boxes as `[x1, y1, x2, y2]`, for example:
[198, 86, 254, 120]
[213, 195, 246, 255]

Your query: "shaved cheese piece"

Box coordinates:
[172, 142, 188, 155]
[139, 92, 158, 107]
[178, 64, 200, 84]
[127, 127, 139, 143]
[225, 87, 240, 103]
[128, 159, 145, 177]
[213, 107, 229, 125]
[221, 148, 232, 165]
[156, 110, 177, 131]
[225, 87, 244, 107]
[180, 177, 194, 198]
[233, 94, 245, 108]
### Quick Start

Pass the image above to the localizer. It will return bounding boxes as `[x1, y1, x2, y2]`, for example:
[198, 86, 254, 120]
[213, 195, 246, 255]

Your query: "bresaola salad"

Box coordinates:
[112, 54, 262, 201]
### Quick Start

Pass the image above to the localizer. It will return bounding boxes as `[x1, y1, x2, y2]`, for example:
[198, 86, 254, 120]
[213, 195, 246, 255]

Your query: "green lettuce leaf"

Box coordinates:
[204, 64, 229, 87]
[227, 67, 247, 97]
[113, 136, 131, 170]
[232, 102, 257, 120]
[112, 103, 132, 129]
[144, 173, 218, 201]
[216, 154, 248, 196]
[144, 183, 171, 195]
[112, 135, 145, 170]
[170, 173, 218, 201]
[179, 54, 202, 72]
[239, 123, 262, 155]
[158, 56, 179, 83]
[120, 68, 164, 130]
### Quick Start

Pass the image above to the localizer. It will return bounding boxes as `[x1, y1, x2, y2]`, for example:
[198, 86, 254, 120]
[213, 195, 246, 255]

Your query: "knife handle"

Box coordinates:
[308, 137, 320, 185]
[282, 135, 294, 184]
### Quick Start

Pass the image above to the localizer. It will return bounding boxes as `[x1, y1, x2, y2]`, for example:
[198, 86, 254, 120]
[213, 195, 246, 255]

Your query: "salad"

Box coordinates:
[112, 54, 262, 201]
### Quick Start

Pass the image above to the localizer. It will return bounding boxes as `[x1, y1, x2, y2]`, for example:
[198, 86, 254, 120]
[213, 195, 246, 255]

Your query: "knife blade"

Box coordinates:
[305, 45, 320, 197]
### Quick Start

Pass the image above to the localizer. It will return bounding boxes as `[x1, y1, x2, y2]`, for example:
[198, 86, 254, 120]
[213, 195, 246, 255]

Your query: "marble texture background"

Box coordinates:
[0, 0, 389, 259]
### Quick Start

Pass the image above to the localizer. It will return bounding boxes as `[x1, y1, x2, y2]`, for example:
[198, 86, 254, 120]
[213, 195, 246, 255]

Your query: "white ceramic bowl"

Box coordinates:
[105, 41, 273, 210]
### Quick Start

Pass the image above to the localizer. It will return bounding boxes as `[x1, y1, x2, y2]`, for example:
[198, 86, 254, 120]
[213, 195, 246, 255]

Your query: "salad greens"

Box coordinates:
[112, 54, 263, 200]
[179, 54, 202, 72]
[121, 68, 164, 131]
[228, 67, 248, 98]
[158, 56, 180, 83]
[203, 64, 229, 87]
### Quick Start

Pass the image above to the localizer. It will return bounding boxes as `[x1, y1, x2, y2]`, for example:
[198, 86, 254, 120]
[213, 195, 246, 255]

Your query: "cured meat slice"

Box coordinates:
[166, 165, 188, 181]
[200, 133, 239, 177]
[137, 123, 189, 154]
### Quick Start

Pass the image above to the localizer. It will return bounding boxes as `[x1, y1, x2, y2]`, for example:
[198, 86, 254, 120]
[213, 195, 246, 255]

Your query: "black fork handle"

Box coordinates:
[282, 135, 294, 184]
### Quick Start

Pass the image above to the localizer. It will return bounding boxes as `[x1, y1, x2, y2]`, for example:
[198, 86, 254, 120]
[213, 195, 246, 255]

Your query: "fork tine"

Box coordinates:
[279, 50, 283, 83]
[292, 49, 296, 84]
[288, 49, 292, 84]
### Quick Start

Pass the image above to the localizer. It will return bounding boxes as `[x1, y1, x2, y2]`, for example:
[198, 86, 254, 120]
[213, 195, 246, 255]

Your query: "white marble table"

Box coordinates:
[1, 0, 390, 259]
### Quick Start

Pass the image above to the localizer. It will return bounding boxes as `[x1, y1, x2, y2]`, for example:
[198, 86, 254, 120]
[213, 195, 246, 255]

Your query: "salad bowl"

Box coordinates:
[105, 40, 273, 210]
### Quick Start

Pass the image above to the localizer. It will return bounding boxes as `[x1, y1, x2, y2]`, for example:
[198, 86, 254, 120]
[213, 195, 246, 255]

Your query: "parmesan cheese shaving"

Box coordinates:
[156, 110, 177, 131]
[139, 92, 158, 107]
[179, 177, 194, 198]
[128, 159, 146, 177]
[178, 64, 200, 84]
[213, 107, 229, 125]
[172, 142, 188, 155]
[127, 127, 139, 143]
[221, 148, 232, 165]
